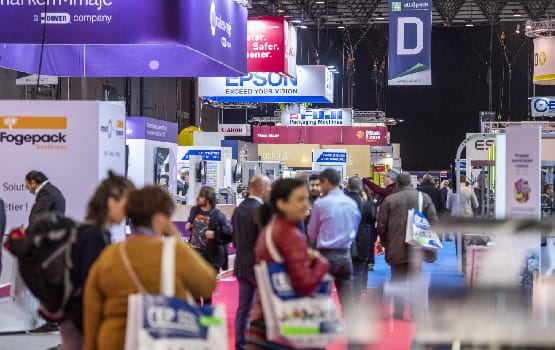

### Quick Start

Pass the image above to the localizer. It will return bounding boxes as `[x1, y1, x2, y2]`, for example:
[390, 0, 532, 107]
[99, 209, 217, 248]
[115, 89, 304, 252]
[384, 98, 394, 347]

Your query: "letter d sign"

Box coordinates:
[397, 17, 423, 55]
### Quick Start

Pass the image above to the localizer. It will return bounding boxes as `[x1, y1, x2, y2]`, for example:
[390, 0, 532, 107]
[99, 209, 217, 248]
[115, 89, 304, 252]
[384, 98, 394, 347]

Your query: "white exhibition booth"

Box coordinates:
[177, 146, 233, 205]
[126, 116, 178, 194]
[0, 101, 126, 332]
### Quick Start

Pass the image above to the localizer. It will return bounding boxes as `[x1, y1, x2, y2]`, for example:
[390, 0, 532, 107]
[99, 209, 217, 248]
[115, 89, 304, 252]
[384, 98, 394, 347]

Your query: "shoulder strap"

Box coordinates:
[264, 218, 284, 263]
[418, 191, 423, 212]
[160, 237, 176, 297]
[119, 243, 147, 293]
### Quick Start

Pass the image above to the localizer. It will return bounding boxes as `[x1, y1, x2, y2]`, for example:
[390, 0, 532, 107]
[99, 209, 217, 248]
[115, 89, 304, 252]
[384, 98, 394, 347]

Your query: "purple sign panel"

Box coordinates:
[126, 116, 177, 143]
[0, 0, 247, 77]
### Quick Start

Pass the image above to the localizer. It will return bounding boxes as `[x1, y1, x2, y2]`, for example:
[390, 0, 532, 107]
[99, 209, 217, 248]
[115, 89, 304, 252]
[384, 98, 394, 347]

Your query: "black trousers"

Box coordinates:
[390, 263, 410, 316]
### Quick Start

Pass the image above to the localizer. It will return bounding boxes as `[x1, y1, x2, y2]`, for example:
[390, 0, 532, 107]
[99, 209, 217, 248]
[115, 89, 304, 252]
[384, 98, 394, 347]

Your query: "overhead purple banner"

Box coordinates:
[0, 0, 247, 77]
[126, 117, 177, 143]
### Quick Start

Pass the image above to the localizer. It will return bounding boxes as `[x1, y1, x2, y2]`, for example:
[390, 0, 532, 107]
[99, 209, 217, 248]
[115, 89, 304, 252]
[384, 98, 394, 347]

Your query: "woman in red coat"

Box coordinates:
[247, 178, 329, 349]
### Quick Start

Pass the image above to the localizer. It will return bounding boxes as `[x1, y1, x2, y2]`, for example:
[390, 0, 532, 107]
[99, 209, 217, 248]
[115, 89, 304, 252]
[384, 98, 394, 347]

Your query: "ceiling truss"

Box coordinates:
[249, 0, 555, 27]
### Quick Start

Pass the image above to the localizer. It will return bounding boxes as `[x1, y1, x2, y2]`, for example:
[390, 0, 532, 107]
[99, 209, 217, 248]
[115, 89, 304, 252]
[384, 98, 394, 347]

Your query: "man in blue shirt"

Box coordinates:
[308, 169, 361, 314]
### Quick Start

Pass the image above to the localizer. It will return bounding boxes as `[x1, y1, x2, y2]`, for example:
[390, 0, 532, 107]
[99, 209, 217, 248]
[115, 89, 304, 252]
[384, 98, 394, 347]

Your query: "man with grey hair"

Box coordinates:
[378, 172, 438, 320]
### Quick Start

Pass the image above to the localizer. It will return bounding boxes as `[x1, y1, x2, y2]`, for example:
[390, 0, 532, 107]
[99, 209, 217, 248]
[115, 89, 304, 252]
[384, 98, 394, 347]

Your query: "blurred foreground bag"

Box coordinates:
[405, 192, 443, 251]
[254, 221, 344, 349]
[3, 212, 78, 321]
[123, 237, 228, 350]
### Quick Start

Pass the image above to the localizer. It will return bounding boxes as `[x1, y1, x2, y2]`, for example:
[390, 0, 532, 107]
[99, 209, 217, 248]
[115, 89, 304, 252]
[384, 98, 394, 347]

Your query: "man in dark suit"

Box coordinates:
[25, 170, 66, 225]
[231, 174, 271, 350]
[24, 170, 66, 335]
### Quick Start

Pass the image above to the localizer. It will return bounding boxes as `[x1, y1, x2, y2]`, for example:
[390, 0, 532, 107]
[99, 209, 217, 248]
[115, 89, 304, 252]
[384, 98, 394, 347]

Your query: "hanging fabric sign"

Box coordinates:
[388, 0, 432, 86]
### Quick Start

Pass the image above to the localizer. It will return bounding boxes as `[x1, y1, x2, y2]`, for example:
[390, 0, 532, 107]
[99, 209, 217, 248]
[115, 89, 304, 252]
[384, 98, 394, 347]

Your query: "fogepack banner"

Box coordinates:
[199, 65, 334, 103]
[533, 38, 555, 85]
[0, 100, 126, 247]
[388, 0, 432, 86]
[253, 126, 388, 146]
[0, 0, 247, 77]
[505, 125, 541, 219]
[530, 97, 555, 117]
[247, 16, 297, 77]
[126, 117, 177, 194]
[281, 109, 353, 126]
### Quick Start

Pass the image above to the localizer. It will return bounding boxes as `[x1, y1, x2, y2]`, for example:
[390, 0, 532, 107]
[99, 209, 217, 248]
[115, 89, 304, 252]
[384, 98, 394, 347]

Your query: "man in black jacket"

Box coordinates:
[25, 171, 66, 225]
[345, 177, 376, 302]
[418, 174, 443, 214]
[231, 174, 271, 350]
[186, 186, 232, 305]
[24, 171, 66, 335]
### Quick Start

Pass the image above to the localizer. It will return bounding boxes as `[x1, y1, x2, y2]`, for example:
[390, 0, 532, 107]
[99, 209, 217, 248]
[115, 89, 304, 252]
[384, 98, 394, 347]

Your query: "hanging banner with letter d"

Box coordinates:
[388, 0, 432, 86]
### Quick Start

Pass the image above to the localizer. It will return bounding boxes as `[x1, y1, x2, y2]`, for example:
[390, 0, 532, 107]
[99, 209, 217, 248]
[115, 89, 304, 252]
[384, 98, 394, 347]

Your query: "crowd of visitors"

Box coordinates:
[1, 168, 496, 350]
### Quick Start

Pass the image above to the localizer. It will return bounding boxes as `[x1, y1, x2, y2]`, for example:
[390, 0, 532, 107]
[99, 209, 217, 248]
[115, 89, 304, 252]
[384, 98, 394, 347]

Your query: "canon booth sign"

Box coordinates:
[281, 109, 353, 126]
[199, 65, 334, 103]
[218, 124, 251, 136]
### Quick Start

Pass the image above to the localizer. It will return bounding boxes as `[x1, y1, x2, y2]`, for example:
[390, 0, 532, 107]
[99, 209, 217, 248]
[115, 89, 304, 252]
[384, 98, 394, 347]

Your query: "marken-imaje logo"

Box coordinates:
[3, 117, 18, 129]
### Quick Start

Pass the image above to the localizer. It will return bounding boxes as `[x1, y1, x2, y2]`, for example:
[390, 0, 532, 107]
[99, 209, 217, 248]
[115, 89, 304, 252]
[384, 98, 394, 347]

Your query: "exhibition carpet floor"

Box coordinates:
[214, 239, 462, 350]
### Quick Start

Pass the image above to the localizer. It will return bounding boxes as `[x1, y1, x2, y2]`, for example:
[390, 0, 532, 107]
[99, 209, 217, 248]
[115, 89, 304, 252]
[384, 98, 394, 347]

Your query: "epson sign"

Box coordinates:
[225, 73, 298, 87]
[198, 65, 334, 103]
[531, 97, 555, 117]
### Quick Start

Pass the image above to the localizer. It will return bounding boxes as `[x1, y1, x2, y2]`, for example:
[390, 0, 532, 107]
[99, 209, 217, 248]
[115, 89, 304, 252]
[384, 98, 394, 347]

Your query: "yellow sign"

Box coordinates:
[0, 116, 67, 129]
[258, 144, 318, 168]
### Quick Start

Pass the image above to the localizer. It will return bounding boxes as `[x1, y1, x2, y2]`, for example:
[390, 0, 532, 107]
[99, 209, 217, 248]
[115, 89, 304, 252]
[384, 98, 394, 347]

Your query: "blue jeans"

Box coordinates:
[235, 277, 256, 350]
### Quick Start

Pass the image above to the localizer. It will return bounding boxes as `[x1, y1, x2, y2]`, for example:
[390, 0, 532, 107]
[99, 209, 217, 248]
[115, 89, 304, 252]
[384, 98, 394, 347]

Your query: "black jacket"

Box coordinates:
[66, 224, 110, 332]
[231, 198, 263, 281]
[418, 181, 443, 214]
[0, 198, 5, 268]
[346, 192, 377, 262]
[188, 206, 232, 269]
[29, 182, 66, 225]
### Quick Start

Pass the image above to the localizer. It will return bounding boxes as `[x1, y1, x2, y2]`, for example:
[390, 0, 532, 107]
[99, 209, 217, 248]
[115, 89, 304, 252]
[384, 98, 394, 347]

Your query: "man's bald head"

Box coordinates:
[248, 174, 272, 200]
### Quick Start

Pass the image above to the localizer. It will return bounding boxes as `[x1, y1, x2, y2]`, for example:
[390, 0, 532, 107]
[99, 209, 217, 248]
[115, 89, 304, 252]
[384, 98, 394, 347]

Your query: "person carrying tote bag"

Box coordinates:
[83, 186, 218, 350]
[248, 179, 339, 350]
[123, 237, 228, 350]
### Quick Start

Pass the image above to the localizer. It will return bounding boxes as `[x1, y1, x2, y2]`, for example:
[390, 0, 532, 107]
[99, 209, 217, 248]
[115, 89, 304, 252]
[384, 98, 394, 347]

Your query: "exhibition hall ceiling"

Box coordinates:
[248, 0, 555, 27]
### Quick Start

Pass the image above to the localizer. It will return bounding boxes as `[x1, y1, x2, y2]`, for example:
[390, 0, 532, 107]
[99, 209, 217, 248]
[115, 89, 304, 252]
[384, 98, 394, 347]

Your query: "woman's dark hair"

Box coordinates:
[257, 178, 306, 228]
[85, 171, 135, 226]
[126, 185, 174, 228]
[198, 186, 216, 208]
[25, 170, 48, 184]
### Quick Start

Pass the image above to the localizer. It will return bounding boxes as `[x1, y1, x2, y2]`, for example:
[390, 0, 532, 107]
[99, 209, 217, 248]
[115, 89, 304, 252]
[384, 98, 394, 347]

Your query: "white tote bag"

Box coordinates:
[122, 237, 228, 350]
[254, 219, 344, 349]
[405, 192, 443, 251]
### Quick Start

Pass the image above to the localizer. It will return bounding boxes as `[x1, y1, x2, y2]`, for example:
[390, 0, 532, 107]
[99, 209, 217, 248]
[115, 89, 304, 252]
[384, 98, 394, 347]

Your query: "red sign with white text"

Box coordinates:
[247, 17, 296, 77]
[253, 126, 387, 146]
